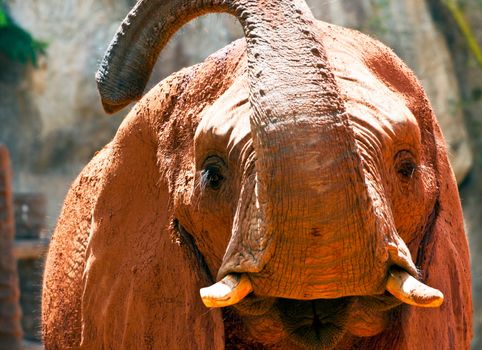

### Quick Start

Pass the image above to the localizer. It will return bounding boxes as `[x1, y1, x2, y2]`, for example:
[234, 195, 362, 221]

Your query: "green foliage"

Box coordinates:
[0, 3, 46, 66]
[0, 8, 7, 27]
[472, 87, 482, 101]
[442, 0, 482, 70]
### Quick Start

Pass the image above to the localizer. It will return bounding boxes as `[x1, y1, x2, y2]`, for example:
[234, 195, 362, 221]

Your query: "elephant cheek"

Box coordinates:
[239, 312, 287, 345]
[345, 305, 390, 337]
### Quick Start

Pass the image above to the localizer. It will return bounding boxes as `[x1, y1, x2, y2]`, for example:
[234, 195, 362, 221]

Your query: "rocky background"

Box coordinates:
[1, 0, 481, 347]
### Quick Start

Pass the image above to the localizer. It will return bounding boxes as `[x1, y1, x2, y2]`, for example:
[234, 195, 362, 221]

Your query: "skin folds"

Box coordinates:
[42, 1, 472, 349]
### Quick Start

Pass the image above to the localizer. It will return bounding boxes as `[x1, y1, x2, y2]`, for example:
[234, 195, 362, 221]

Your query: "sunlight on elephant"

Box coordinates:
[41, 0, 472, 349]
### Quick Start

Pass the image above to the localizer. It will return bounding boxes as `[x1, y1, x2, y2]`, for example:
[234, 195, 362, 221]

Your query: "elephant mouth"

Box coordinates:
[276, 298, 350, 350]
[234, 294, 403, 349]
[178, 219, 443, 347]
[232, 294, 352, 349]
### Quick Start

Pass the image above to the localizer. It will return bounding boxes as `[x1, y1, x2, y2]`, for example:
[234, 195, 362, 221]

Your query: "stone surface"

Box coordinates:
[0, 56, 41, 175]
[17, 259, 43, 342]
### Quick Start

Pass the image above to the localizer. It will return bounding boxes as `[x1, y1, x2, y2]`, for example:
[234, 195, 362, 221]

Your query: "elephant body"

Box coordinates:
[42, 3, 472, 349]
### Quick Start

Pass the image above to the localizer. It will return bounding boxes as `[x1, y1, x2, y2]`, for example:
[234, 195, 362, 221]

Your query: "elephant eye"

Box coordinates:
[202, 166, 224, 190]
[395, 150, 417, 181]
[201, 156, 226, 190]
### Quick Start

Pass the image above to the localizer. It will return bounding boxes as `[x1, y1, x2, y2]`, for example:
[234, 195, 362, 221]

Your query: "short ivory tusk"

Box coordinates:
[386, 268, 444, 308]
[200, 274, 253, 308]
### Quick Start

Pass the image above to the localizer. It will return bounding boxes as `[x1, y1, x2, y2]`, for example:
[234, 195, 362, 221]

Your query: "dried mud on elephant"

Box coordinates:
[42, 0, 472, 349]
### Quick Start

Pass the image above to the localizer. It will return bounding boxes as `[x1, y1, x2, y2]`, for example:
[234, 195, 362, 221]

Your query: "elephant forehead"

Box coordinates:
[340, 73, 421, 151]
[194, 75, 252, 166]
[324, 26, 421, 150]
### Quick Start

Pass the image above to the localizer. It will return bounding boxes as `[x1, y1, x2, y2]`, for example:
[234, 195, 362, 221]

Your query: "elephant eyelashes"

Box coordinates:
[201, 157, 226, 190]
[395, 150, 418, 181]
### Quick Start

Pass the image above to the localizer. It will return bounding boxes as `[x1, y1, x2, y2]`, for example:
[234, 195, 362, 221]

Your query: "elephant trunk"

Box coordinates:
[96, 0, 227, 113]
[96, 0, 327, 115]
[214, 133, 445, 306]
[218, 121, 420, 299]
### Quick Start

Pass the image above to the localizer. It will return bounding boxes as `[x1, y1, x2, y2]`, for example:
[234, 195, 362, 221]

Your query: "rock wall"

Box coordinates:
[0, 56, 41, 174]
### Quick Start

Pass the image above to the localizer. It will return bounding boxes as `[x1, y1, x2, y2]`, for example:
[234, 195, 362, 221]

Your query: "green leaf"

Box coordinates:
[0, 4, 47, 66]
[442, 0, 482, 70]
[0, 8, 8, 27]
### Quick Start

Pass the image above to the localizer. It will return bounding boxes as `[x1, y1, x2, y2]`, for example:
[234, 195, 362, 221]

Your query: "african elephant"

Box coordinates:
[42, 0, 472, 349]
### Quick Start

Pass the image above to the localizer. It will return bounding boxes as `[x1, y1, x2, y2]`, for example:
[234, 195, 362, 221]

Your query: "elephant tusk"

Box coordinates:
[386, 268, 444, 308]
[200, 274, 253, 308]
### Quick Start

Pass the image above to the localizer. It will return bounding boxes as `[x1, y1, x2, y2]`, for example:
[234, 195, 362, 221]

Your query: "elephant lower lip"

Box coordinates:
[276, 298, 350, 350]
[289, 322, 345, 350]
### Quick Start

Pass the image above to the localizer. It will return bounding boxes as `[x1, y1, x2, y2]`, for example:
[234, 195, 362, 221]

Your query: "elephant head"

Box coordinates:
[42, 0, 472, 349]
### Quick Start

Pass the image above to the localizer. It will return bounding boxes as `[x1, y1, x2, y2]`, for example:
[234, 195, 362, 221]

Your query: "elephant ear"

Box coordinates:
[78, 70, 223, 348]
[359, 43, 473, 348]
[396, 113, 473, 348]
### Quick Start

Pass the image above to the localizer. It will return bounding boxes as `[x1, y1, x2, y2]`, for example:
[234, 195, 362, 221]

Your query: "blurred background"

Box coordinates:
[0, 0, 480, 348]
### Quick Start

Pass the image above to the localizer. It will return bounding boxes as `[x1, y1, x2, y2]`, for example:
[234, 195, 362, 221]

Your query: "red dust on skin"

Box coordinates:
[42, 0, 472, 349]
